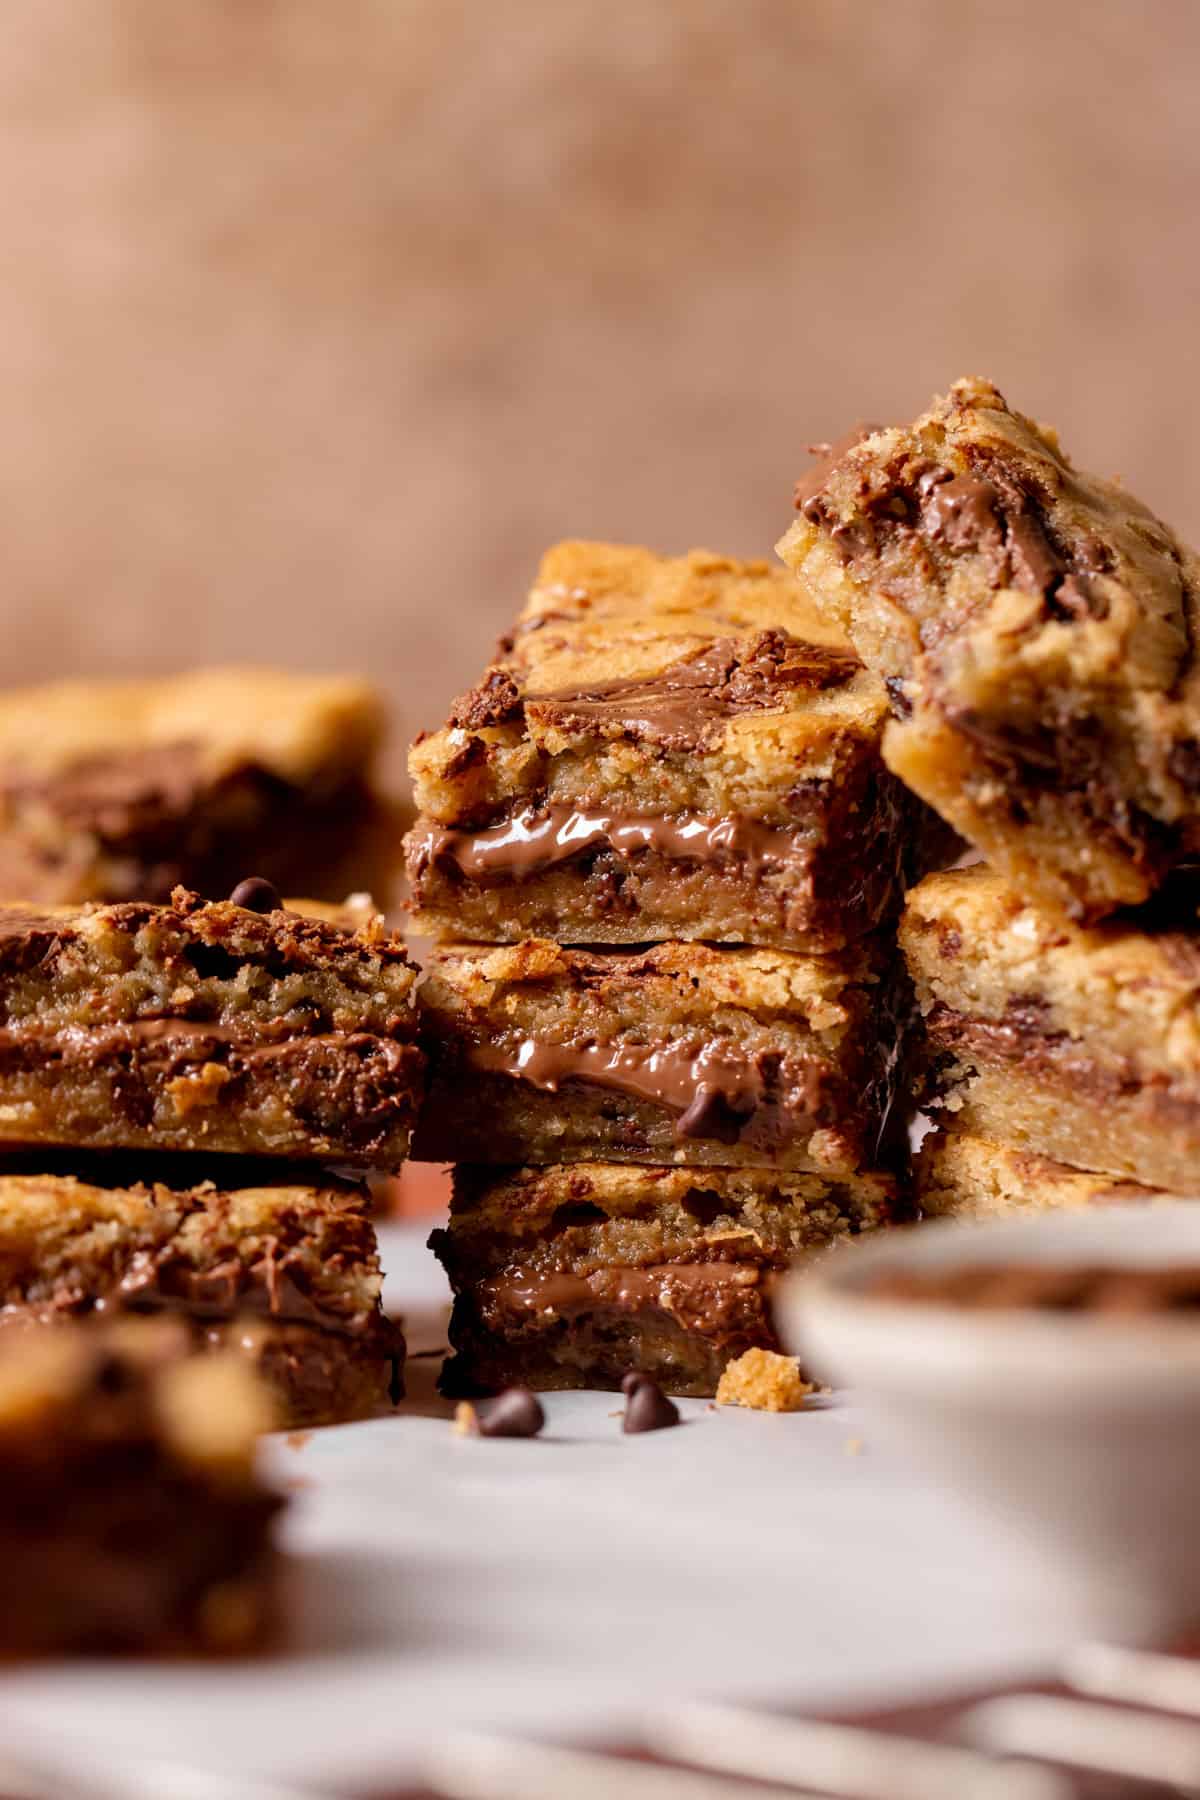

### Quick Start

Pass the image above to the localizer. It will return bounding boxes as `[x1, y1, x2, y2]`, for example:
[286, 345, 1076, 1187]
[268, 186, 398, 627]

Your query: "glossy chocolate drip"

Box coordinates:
[466, 1034, 766, 1142]
[411, 803, 801, 883]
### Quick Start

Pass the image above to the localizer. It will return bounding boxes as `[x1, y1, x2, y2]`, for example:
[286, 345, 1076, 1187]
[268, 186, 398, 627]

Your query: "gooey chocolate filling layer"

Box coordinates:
[481, 1261, 774, 1340]
[462, 1032, 814, 1145]
[409, 802, 804, 885]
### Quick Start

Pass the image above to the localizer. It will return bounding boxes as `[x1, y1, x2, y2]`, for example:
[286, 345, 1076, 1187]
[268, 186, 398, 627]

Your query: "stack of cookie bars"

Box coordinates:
[0, 670, 425, 1432]
[406, 542, 946, 1395]
[779, 377, 1200, 1222]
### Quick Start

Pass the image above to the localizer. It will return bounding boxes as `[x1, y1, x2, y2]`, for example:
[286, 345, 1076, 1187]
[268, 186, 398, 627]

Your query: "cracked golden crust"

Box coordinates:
[409, 541, 889, 828]
[779, 377, 1200, 921]
[419, 936, 882, 1032]
[916, 1128, 1178, 1220]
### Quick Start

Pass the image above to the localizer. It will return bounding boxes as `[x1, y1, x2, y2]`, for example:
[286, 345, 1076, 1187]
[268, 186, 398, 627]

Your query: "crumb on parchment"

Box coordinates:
[716, 1348, 813, 1413]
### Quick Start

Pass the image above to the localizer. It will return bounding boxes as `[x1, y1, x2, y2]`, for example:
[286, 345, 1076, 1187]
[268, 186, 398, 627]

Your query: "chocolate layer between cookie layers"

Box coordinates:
[413, 936, 907, 1174]
[0, 1317, 283, 1655]
[406, 542, 946, 950]
[0, 1155, 400, 1424]
[903, 864, 1200, 1190]
[432, 1161, 898, 1397]
[0, 667, 397, 906]
[0, 891, 424, 1165]
[779, 377, 1200, 923]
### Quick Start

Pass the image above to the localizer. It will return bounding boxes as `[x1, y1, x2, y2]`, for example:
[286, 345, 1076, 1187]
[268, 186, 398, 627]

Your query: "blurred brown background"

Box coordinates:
[2, 0, 1198, 784]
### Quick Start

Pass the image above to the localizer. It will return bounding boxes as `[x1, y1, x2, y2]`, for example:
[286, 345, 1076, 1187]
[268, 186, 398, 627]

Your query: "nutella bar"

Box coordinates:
[432, 1160, 898, 1397]
[0, 1317, 283, 1655]
[0, 667, 396, 906]
[406, 542, 944, 951]
[0, 1154, 400, 1424]
[0, 889, 423, 1165]
[903, 863, 1200, 1190]
[414, 936, 906, 1174]
[779, 377, 1200, 924]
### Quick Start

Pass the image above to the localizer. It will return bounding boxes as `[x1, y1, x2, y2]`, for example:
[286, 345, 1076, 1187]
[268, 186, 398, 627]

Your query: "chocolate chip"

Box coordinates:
[229, 877, 282, 913]
[675, 1083, 755, 1145]
[622, 1378, 680, 1434]
[475, 1387, 545, 1438]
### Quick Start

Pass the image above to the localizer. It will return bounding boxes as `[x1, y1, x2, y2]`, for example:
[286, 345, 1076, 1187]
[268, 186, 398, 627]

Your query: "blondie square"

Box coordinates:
[0, 667, 394, 906]
[414, 936, 906, 1174]
[0, 1318, 282, 1655]
[431, 1160, 898, 1396]
[915, 1128, 1178, 1221]
[0, 1154, 400, 1424]
[902, 864, 1200, 1189]
[406, 542, 940, 951]
[779, 378, 1200, 923]
[0, 889, 423, 1165]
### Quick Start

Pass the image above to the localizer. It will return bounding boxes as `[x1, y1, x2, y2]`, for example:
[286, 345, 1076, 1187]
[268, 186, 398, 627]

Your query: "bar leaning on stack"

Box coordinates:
[407, 542, 934, 1395]
[778, 376, 1200, 1216]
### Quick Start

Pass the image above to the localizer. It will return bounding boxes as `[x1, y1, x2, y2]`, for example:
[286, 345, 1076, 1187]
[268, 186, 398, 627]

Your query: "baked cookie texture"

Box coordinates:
[0, 667, 396, 906]
[406, 541, 943, 951]
[413, 936, 906, 1173]
[902, 863, 1200, 1189]
[431, 1160, 898, 1396]
[916, 1129, 1179, 1220]
[0, 1317, 282, 1655]
[779, 377, 1200, 924]
[0, 890, 424, 1165]
[0, 1155, 400, 1424]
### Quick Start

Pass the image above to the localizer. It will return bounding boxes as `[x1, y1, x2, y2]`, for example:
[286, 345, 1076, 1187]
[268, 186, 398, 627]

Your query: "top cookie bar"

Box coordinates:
[0, 667, 393, 905]
[779, 377, 1200, 923]
[406, 542, 939, 950]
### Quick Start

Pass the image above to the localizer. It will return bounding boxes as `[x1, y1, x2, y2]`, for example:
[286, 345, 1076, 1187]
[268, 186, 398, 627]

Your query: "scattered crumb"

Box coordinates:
[453, 1401, 480, 1436]
[716, 1348, 813, 1413]
[845, 1436, 864, 1457]
[284, 1475, 314, 1492]
[706, 1403, 717, 1413]
[607, 1409, 622, 1418]
[284, 1431, 312, 1451]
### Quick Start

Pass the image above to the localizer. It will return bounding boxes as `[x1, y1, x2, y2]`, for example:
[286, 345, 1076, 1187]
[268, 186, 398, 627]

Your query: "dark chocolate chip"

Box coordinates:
[229, 877, 282, 913]
[476, 1387, 545, 1438]
[622, 1378, 680, 1434]
[675, 1083, 755, 1145]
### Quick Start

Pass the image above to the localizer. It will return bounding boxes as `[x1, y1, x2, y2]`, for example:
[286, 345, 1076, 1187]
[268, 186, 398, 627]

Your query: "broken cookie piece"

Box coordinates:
[779, 377, 1200, 922]
[715, 1347, 813, 1412]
